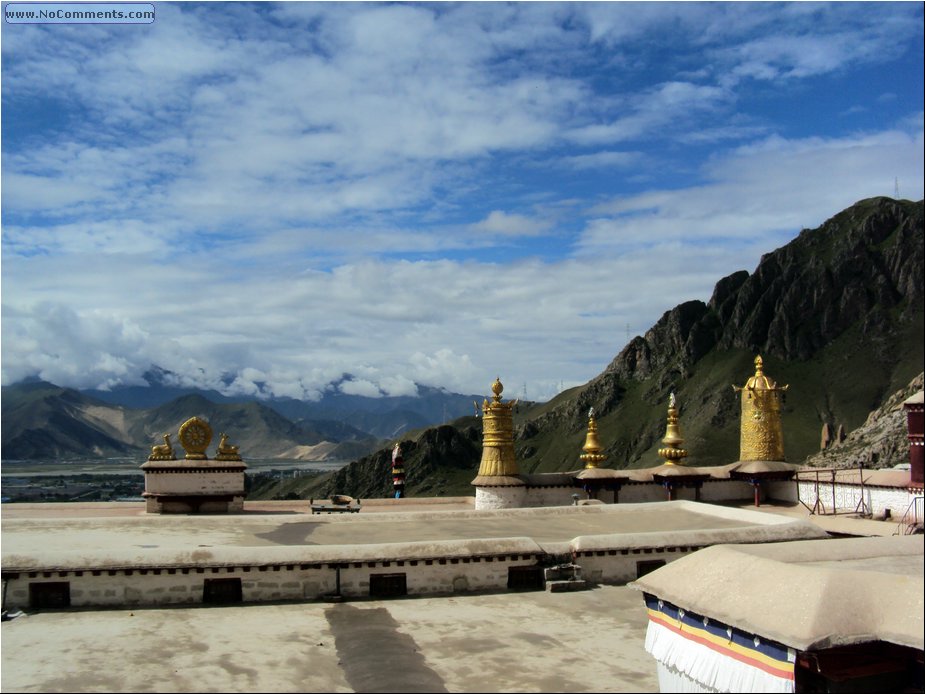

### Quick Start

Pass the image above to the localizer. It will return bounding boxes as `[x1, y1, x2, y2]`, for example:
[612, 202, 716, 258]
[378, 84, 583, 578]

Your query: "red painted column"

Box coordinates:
[905, 396, 923, 488]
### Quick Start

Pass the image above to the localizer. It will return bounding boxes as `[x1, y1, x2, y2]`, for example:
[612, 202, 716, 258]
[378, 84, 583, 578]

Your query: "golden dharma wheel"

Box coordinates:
[178, 416, 212, 460]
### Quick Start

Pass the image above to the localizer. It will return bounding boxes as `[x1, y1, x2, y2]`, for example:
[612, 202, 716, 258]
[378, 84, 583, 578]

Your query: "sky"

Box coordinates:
[1, 1, 923, 403]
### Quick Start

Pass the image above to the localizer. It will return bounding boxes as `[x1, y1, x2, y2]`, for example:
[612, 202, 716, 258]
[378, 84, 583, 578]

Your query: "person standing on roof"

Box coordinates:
[391, 442, 406, 499]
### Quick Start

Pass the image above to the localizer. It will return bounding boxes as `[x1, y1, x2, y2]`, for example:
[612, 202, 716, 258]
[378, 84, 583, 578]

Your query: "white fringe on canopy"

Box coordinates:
[645, 620, 795, 693]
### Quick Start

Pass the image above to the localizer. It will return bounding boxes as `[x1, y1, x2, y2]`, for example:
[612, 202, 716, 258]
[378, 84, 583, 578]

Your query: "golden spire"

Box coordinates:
[580, 407, 607, 469]
[657, 392, 688, 465]
[733, 355, 789, 462]
[475, 377, 519, 477]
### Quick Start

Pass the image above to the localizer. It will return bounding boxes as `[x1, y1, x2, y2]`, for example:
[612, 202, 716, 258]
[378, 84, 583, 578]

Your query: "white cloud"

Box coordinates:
[579, 128, 925, 253]
[471, 211, 550, 237]
[338, 378, 383, 399]
[561, 151, 642, 170]
[567, 82, 731, 145]
[2, 3, 922, 405]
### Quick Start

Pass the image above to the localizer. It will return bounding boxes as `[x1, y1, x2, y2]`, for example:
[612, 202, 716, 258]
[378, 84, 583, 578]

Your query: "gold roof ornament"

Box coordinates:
[215, 432, 242, 461]
[147, 433, 176, 461]
[474, 376, 520, 480]
[580, 407, 607, 469]
[178, 416, 212, 460]
[657, 392, 688, 465]
[733, 355, 789, 462]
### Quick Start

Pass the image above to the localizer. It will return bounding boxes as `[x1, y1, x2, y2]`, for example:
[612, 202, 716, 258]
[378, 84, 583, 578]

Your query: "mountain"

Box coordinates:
[296, 196, 923, 498]
[515, 196, 923, 472]
[266, 384, 483, 439]
[251, 420, 485, 500]
[81, 367, 240, 409]
[0, 382, 141, 459]
[803, 371, 923, 470]
[82, 371, 482, 440]
[1, 385, 378, 461]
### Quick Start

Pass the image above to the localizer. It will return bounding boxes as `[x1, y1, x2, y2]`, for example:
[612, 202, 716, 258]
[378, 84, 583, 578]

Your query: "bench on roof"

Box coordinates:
[310, 495, 361, 514]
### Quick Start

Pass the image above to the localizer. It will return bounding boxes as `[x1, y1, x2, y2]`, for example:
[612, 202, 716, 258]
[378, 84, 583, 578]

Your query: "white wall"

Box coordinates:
[475, 486, 526, 510]
[2, 555, 544, 609]
[523, 486, 578, 507]
[144, 471, 245, 495]
[575, 546, 697, 585]
[477, 478, 761, 509]
[795, 481, 917, 518]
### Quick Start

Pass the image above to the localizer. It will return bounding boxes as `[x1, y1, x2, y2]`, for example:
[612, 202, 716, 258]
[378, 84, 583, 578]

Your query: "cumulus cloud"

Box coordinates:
[578, 128, 924, 254]
[2, 3, 922, 403]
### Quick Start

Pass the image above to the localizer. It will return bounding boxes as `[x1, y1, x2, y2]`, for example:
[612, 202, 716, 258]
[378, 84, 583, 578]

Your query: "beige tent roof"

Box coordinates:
[631, 535, 924, 651]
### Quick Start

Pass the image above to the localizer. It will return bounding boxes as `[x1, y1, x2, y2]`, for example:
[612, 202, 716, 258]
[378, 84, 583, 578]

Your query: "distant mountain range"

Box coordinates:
[286, 196, 924, 500]
[0, 378, 482, 461]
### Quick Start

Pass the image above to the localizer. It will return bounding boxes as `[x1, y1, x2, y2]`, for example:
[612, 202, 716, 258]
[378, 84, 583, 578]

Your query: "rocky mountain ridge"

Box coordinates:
[804, 371, 923, 470]
[286, 196, 923, 498]
[514, 196, 923, 473]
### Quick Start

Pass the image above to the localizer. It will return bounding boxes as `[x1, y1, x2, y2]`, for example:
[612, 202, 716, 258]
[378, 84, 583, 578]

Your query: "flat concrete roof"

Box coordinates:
[0, 585, 659, 693]
[1, 500, 827, 571]
[0, 497, 907, 693]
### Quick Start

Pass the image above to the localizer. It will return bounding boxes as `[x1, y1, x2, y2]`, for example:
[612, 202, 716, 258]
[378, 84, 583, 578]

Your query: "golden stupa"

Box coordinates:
[580, 407, 607, 469]
[733, 355, 788, 462]
[657, 392, 688, 465]
[474, 377, 519, 478]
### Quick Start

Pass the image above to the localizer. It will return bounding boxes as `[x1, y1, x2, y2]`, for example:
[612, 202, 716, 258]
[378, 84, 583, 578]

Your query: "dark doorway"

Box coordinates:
[636, 560, 666, 578]
[203, 578, 243, 604]
[507, 565, 544, 591]
[369, 573, 408, 598]
[29, 582, 71, 609]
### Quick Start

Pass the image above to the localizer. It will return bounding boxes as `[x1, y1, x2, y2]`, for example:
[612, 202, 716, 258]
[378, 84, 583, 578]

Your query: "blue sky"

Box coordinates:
[2, 1, 923, 403]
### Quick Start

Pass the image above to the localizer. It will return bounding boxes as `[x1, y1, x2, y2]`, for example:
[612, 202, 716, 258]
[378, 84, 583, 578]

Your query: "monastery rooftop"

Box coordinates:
[0, 497, 913, 693]
[1, 499, 827, 573]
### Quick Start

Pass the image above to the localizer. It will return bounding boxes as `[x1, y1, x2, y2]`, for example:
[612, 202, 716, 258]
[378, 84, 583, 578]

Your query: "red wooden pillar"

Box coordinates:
[905, 395, 923, 487]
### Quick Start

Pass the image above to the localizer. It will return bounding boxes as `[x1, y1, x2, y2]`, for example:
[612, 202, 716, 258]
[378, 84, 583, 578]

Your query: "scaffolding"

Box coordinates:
[796, 465, 871, 517]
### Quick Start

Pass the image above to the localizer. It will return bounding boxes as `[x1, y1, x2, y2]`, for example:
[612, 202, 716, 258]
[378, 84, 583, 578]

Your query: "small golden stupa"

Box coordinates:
[580, 408, 607, 469]
[657, 392, 688, 465]
[474, 377, 519, 478]
[733, 355, 788, 462]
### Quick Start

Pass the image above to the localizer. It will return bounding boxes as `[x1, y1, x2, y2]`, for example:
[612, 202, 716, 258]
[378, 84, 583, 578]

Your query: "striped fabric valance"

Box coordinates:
[643, 593, 796, 693]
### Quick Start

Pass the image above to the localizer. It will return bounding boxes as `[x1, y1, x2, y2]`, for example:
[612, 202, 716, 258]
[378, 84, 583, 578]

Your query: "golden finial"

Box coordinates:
[658, 392, 688, 465]
[491, 377, 504, 402]
[580, 407, 607, 469]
